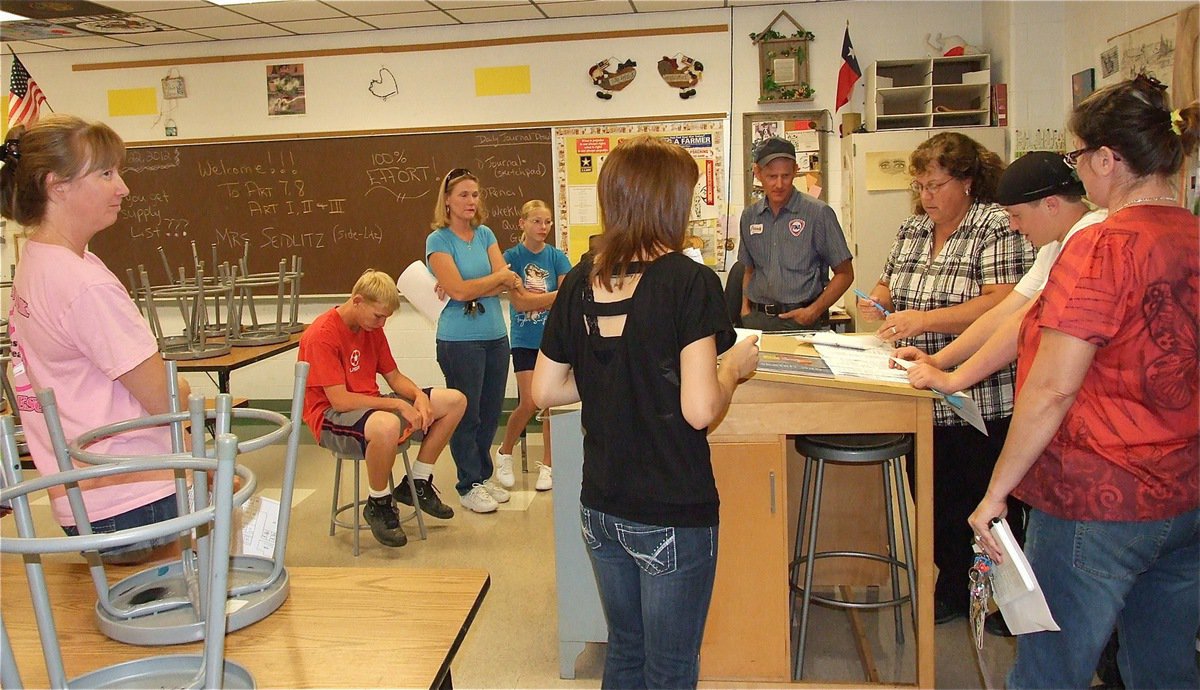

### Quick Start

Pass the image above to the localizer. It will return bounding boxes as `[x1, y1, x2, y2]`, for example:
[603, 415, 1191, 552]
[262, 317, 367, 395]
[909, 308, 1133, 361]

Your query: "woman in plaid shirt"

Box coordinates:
[859, 132, 1035, 624]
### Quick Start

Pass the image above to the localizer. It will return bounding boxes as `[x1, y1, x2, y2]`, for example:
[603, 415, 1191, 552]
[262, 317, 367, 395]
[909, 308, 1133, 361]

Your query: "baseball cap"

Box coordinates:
[996, 151, 1086, 205]
[753, 137, 797, 166]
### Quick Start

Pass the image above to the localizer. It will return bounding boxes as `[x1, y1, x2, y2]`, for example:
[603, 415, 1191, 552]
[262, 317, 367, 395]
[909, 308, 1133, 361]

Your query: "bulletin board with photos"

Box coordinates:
[743, 110, 830, 207]
[555, 119, 728, 269]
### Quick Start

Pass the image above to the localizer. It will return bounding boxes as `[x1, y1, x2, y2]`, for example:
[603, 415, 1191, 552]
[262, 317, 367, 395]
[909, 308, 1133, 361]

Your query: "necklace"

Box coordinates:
[1112, 195, 1177, 215]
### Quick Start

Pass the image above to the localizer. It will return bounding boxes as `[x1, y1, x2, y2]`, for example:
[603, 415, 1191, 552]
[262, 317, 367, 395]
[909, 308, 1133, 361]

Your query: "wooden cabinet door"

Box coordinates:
[699, 440, 791, 681]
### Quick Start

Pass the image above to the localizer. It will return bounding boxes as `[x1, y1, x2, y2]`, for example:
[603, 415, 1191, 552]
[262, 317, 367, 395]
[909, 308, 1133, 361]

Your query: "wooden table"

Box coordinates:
[173, 330, 303, 394]
[1, 560, 490, 689]
[698, 334, 936, 687]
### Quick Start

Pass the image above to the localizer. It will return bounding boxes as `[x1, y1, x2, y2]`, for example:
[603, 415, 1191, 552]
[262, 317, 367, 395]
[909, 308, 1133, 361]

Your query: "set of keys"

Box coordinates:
[969, 549, 995, 649]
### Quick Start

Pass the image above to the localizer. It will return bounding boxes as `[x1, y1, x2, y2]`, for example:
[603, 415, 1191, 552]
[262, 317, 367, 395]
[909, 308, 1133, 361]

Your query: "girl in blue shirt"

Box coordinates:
[426, 168, 521, 513]
[495, 201, 572, 491]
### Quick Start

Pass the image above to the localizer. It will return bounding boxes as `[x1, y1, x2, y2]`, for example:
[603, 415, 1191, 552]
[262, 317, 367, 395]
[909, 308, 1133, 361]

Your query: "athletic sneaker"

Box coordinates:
[362, 496, 407, 547]
[394, 476, 455, 519]
[535, 462, 553, 491]
[459, 484, 499, 513]
[482, 479, 510, 504]
[494, 449, 515, 488]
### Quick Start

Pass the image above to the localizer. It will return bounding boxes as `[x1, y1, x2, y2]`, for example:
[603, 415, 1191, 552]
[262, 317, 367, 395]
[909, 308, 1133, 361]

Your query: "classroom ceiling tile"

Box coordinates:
[135, 6, 254, 29]
[630, 0, 723, 12]
[326, 0, 437, 16]
[22, 35, 134, 49]
[538, 0, 634, 19]
[358, 10, 457, 29]
[192, 22, 293, 39]
[117, 29, 214, 45]
[0, 40, 61, 52]
[273, 16, 374, 34]
[97, 0, 210, 11]
[450, 4, 544, 24]
[435, 0, 529, 9]
[228, 0, 342, 22]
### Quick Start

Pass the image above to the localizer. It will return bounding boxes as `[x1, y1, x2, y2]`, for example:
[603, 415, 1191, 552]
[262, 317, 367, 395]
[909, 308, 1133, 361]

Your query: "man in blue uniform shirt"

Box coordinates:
[738, 137, 854, 331]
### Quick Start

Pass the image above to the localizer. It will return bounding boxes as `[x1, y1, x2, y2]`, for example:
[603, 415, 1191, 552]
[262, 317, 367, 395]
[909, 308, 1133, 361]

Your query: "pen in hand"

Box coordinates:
[854, 288, 891, 317]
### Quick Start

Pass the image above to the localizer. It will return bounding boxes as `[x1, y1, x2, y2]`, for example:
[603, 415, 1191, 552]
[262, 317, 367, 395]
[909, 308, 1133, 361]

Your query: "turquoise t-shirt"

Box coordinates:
[503, 243, 573, 350]
[426, 225, 507, 342]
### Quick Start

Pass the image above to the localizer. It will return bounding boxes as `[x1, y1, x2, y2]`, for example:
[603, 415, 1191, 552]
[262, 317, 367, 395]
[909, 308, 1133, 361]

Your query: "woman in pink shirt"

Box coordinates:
[1, 115, 187, 565]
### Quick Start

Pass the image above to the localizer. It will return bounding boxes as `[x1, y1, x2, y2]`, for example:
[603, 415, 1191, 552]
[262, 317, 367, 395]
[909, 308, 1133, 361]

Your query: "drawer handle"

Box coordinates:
[769, 471, 776, 514]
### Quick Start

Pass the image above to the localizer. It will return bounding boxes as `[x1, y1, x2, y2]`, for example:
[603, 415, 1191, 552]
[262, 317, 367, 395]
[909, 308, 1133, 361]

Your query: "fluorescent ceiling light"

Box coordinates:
[0, 10, 30, 22]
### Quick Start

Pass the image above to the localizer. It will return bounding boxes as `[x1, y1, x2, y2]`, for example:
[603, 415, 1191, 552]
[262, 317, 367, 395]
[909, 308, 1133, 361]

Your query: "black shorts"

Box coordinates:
[511, 347, 538, 373]
[319, 389, 431, 458]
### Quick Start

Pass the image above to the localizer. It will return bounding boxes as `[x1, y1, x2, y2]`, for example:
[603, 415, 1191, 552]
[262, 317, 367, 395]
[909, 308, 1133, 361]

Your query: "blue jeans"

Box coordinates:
[581, 506, 718, 690]
[1009, 508, 1200, 690]
[437, 337, 510, 496]
[62, 493, 179, 564]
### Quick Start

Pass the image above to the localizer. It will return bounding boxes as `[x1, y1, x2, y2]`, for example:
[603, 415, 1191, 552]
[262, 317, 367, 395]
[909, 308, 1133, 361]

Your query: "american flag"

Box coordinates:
[8, 54, 48, 128]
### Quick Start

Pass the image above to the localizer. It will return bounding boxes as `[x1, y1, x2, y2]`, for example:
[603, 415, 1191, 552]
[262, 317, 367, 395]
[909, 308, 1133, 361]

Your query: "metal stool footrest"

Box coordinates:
[789, 551, 913, 610]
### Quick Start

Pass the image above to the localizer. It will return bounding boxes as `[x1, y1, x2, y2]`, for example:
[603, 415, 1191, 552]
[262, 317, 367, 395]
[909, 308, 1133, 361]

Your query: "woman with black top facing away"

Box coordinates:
[533, 135, 760, 690]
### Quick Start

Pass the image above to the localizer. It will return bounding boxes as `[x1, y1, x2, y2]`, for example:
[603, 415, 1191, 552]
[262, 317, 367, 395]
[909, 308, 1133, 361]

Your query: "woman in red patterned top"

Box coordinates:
[969, 75, 1199, 690]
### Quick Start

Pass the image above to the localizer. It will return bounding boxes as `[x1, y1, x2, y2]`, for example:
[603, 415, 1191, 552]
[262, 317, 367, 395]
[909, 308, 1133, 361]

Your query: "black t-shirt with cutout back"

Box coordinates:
[540, 252, 735, 527]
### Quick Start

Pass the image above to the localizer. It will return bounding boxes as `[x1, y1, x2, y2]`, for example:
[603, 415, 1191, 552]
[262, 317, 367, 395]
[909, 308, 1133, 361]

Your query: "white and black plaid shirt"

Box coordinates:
[881, 202, 1035, 426]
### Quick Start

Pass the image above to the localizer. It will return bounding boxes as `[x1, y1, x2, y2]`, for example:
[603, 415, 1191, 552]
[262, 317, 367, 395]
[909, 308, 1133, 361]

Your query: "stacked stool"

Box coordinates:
[789, 433, 917, 680]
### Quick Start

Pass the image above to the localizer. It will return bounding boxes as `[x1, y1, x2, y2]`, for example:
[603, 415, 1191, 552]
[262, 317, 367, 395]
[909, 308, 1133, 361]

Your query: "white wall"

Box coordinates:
[7, 0, 1116, 402]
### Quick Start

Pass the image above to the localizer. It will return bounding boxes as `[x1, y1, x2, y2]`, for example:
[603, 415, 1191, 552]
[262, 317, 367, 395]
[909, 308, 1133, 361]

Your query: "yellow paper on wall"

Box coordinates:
[475, 66, 531, 97]
[107, 88, 158, 117]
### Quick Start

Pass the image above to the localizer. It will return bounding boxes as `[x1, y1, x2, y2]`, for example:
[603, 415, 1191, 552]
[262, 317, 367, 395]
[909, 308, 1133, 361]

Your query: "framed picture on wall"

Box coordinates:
[1071, 68, 1095, 107]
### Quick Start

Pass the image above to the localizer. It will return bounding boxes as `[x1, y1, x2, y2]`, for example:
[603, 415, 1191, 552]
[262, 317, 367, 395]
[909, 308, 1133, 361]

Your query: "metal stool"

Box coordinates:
[329, 440, 427, 556]
[790, 433, 917, 680]
[0, 417, 255, 688]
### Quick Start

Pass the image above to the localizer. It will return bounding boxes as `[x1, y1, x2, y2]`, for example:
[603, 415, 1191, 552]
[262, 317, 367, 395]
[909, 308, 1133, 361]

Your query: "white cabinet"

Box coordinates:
[866, 55, 991, 131]
[840, 127, 1007, 329]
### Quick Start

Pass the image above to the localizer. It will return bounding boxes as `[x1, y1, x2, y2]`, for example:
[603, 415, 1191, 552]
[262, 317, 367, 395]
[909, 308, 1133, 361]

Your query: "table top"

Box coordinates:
[172, 330, 303, 373]
[748, 334, 937, 399]
[1, 559, 490, 689]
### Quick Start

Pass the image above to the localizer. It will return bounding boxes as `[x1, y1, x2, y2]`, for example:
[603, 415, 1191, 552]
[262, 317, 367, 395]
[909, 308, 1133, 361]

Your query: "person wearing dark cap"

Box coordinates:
[738, 136, 853, 331]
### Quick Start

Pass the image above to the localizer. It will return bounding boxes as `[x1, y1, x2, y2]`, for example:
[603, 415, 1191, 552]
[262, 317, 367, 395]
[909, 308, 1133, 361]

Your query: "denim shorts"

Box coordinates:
[63, 493, 179, 564]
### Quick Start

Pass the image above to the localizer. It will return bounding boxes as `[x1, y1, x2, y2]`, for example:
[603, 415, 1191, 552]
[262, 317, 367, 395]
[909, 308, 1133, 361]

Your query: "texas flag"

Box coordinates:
[835, 25, 862, 112]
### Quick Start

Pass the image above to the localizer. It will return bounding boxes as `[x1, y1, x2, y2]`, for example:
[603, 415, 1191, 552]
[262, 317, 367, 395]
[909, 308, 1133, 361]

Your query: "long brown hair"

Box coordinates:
[592, 135, 698, 290]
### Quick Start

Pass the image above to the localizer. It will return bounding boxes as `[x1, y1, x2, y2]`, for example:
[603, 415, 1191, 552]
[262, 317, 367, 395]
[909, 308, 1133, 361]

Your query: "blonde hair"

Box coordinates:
[518, 199, 551, 241]
[430, 168, 487, 230]
[1, 114, 126, 226]
[351, 269, 400, 311]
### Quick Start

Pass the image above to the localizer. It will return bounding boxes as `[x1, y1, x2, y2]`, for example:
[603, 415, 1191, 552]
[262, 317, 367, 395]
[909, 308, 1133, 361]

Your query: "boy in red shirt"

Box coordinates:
[299, 269, 465, 547]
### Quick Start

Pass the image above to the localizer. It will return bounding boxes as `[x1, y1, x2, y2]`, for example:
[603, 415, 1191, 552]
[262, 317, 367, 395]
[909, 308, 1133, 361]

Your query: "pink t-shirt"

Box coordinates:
[9, 241, 174, 526]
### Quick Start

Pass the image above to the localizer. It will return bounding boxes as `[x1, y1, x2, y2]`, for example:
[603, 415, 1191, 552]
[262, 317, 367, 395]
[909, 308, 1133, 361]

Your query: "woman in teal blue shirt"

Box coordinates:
[426, 168, 521, 514]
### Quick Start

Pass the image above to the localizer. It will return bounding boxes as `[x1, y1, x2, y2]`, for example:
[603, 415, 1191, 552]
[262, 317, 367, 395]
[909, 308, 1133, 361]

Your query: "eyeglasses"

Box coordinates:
[444, 168, 473, 193]
[909, 177, 955, 195]
[463, 299, 486, 317]
[1064, 147, 1122, 169]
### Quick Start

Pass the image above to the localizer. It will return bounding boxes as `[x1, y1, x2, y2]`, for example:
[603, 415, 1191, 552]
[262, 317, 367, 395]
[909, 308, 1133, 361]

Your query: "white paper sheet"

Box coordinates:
[802, 332, 886, 350]
[988, 518, 1060, 635]
[813, 343, 910, 383]
[396, 260, 448, 325]
[239, 495, 280, 559]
